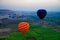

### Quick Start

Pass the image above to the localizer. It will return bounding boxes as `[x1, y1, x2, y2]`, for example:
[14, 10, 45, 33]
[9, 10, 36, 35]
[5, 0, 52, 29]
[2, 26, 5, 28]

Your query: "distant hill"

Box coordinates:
[0, 9, 15, 15]
[0, 9, 16, 19]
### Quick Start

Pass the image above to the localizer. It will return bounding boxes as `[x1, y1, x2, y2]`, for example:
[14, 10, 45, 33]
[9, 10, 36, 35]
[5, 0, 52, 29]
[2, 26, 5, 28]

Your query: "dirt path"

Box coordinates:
[53, 28, 60, 32]
[0, 28, 19, 37]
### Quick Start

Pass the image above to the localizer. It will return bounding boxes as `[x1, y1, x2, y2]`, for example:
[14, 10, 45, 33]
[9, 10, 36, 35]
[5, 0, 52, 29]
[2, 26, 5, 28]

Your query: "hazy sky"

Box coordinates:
[0, 0, 60, 11]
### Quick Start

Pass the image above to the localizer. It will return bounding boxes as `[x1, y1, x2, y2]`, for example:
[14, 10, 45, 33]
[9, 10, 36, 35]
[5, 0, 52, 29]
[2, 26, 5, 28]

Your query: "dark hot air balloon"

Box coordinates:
[37, 9, 47, 19]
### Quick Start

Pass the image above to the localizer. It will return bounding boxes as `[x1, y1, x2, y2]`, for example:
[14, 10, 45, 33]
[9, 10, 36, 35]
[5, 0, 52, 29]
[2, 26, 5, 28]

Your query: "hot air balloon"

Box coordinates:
[37, 9, 47, 19]
[18, 22, 30, 34]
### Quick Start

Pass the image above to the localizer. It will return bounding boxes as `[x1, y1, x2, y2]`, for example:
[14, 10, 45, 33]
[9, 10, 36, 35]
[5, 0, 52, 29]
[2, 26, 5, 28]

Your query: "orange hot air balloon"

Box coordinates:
[18, 22, 30, 34]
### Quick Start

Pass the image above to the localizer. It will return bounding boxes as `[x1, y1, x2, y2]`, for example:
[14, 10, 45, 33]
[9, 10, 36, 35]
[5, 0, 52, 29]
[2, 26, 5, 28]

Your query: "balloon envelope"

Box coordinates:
[37, 9, 47, 19]
[18, 22, 30, 34]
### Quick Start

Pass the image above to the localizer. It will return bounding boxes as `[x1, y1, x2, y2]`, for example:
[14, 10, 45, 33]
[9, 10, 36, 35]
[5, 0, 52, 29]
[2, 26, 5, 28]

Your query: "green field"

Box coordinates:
[4, 25, 60, 40]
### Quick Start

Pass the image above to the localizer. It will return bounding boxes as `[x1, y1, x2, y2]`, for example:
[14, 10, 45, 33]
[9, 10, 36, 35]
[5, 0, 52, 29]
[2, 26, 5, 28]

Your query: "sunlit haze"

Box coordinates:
[0, 0, 60, 11]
